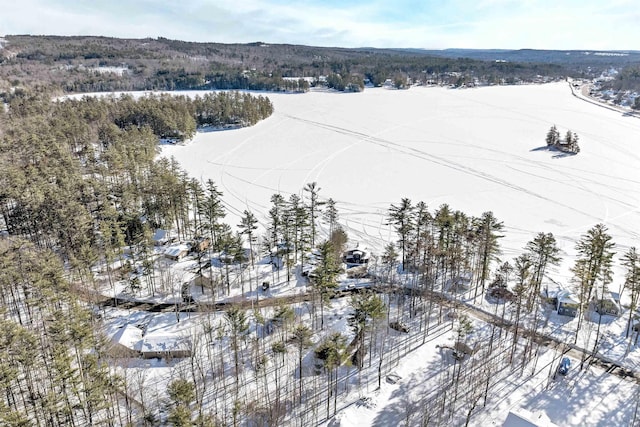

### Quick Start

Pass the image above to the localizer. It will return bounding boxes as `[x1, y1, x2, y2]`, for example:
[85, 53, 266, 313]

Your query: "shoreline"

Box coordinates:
[568, 80, 639, 119]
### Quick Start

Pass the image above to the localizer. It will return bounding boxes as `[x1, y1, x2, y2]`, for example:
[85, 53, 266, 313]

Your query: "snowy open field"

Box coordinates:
[162, 83, 640, 284]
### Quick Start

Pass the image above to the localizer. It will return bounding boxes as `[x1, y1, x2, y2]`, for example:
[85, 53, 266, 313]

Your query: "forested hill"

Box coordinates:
[0, 35, 581, 94]
[398, 48, 640, 67]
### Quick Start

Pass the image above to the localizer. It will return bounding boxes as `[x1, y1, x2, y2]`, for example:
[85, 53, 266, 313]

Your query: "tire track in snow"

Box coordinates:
[285, 113, 640, 247]
[284, 114, 604, 222]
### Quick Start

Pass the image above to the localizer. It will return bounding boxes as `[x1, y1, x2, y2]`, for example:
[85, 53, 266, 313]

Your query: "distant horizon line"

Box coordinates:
[1, 34, 639, 53]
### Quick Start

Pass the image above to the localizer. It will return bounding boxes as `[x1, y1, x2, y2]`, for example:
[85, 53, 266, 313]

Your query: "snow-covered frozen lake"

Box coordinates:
[162, 82, 640, 285]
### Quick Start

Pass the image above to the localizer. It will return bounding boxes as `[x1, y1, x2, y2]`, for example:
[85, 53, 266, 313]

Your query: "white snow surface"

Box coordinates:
[161, 83, 640, 284]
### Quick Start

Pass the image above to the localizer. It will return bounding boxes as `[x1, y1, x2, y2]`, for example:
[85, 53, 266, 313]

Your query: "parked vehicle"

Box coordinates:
[558, 357, 571, 375]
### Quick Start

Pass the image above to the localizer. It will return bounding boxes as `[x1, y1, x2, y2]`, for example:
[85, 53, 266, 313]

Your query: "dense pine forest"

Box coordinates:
[0, 89, 272, 265]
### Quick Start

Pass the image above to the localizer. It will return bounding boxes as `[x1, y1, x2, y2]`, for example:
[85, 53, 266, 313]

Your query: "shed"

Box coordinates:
[164, 244, 190, 261]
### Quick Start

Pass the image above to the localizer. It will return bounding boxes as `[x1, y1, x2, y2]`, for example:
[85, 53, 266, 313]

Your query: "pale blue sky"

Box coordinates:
[1, 0, 638, 50]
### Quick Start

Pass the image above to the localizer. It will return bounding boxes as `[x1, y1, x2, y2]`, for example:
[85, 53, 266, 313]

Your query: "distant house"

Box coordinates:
[139, 335, 192, 360]
[556, 291, 579, 317]
[164, 244, 190, 261]
[342, 248, 370, 267]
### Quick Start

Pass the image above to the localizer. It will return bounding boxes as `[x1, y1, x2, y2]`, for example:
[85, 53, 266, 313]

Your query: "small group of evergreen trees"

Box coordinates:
[325, 73, 365, 92]
[545, 124, 580, 154]
[386, 198, 504, 302]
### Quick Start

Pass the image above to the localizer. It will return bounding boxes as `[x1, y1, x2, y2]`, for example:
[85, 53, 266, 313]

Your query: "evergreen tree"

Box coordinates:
[290, 324, 313, 404]
[314, 332, 347, 416]
[267, 193, 286, 267]
[304, 182, 324, 248]
[225, 306, 250, 386]
[571, 223, 615, 344]
[166, 378, 196, 426]
[434, 204, 455, 276]
[323, 198, 339, 236]
[545, 125, 560, 146]
[348, 290, 386, 369]
[524, 232, 561, 309]
[410, 201, 432, 281]
[570, 132, 580, 153]
[388, 198, 415, 271]
[564, 130, 573, 147]
[511, 253, 532, 362]
[381, 243, 399, 283]
[312, 240, 341, 329]
[200, 180, 226, 249]
[238, 210, 258, 268]
[473, 211, 504, 300]
[622, 247, 640, 338]
[288, 193, 310, 265]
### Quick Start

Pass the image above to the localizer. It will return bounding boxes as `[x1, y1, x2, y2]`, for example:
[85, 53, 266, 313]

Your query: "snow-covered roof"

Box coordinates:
[503, 409, 558, 427]
[543, 288, 562, 299]
[343, 248, 370, 264]
[110, 324, 143, 351]
[557, 290, 579, 305]
[603, 291, 620, 302]
[345, 249, 369, 256]
[164, 244, 189, 258]
[152, 228, 169, 243]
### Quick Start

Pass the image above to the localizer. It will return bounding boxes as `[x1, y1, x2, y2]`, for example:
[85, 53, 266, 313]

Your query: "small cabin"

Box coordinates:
[557, 291, 579, 317]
